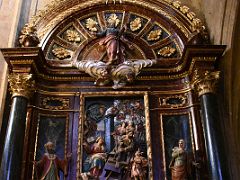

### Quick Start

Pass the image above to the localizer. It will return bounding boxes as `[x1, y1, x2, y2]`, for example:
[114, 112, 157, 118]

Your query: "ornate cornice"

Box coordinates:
[191, 70, 220, 96]
[8, 74, 36, 99]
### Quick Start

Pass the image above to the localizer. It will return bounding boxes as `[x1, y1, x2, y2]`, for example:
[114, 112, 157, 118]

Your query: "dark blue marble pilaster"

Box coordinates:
[0, 96, 28, 180]
[200, 94, 228, 180]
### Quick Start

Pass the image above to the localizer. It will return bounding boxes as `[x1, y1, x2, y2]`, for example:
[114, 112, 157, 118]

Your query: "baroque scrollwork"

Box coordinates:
[191, 70, 220, 96]
[72, 59, 156, 89]
[8, 74, 36, 99]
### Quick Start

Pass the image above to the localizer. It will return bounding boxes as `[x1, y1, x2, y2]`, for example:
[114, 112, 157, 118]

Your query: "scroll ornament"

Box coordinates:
[72, 59, 156, 89]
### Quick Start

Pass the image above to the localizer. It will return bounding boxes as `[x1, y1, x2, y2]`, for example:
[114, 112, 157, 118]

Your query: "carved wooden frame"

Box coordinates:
[77, 91, 153, 179]
[160, 111, 195, 179]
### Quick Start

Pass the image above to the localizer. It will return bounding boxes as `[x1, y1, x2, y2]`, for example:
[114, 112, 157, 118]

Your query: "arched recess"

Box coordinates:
[25, 0, 207, 68]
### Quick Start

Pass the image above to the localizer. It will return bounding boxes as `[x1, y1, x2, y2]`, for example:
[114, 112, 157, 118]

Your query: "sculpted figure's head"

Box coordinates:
[44, 141, 55, 154]
[178, 139, 185, 149]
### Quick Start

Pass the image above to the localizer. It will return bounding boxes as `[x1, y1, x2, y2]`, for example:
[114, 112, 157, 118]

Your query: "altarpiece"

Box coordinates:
[0, 0, 227, 180]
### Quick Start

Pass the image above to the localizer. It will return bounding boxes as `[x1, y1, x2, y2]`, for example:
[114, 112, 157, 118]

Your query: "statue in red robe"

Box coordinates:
[34, 142, 71, 180]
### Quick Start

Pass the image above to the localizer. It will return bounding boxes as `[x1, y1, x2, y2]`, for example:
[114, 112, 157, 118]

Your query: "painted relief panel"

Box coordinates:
[162, 114, 195, 180]
[78, 92, 152, 180]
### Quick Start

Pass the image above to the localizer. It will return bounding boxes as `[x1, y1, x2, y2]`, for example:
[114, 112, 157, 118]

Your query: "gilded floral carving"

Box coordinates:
[158, 46, 176, 57]
[8, 74, 36, 99]
[52, 47, 71, 59]
[187, 12, 196, 20]
[130, 17, 142, 32]
[180, 6, 189, 14]
[191, 70, 220, 96]
[172, 1, 181, 9]
[86, 18, 98, 32]
[65, 29, 81, 42]
[147, 29, 162, 41]
[107, 14, 120, 27]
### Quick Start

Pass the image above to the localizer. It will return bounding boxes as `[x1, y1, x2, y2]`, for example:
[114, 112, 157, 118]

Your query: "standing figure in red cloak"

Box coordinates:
[96, 22, 133, 66]
[34, 142, 71, 180]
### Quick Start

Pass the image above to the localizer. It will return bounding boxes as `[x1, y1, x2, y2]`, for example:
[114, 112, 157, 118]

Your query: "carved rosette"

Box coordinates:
[8, 74, 36, 99]
[191, 70, 220, 97]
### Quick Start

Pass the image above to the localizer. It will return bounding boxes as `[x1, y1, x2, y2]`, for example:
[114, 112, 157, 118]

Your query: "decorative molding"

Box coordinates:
[159, 93, 188, 107]
[41, 97, 70, 110]
[191, 70, 220, 96]
[8, 74, 36, 99]
[23, 0, 206, 42]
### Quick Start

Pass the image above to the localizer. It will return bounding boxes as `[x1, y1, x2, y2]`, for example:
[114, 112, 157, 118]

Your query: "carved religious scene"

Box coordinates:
[80, 96, 151, 179]
[0, 0, 229, 180]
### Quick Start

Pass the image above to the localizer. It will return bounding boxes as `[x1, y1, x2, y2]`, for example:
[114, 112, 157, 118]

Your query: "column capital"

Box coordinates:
[8, 73, 36, 99]
[191, 70, 220, 97]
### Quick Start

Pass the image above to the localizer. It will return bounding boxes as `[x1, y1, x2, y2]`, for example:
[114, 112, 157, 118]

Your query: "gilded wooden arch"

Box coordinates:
[22, 0, 208, 68]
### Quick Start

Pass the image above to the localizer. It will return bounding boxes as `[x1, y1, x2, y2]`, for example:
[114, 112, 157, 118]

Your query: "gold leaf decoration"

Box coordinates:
[180, 6, 189, 14]
[66, 29, 81, 42]
[158, 46, 176, 57]
[52, 47, 71, 59]
[130, 17, 142, 32]
[172, 1, 181, 9]
[147, 29, 162, 41]
[107, 14, 120, 27]
[86, 18, 98, 32]
[187, 12, 196, 20]
[163, 0, 173, 3]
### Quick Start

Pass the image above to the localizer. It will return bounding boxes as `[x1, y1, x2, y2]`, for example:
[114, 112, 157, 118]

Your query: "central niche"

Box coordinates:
[78, 92, 153, 179]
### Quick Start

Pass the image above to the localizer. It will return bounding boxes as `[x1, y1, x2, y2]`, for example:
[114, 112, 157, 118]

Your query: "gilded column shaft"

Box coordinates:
[192, 70, 228, 179]
[0, 73, 35, 180]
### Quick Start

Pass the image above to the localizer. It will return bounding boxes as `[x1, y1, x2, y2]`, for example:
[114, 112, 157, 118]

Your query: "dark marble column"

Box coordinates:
[0, 74, 35, 180]
[192, 70, 228, 180]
